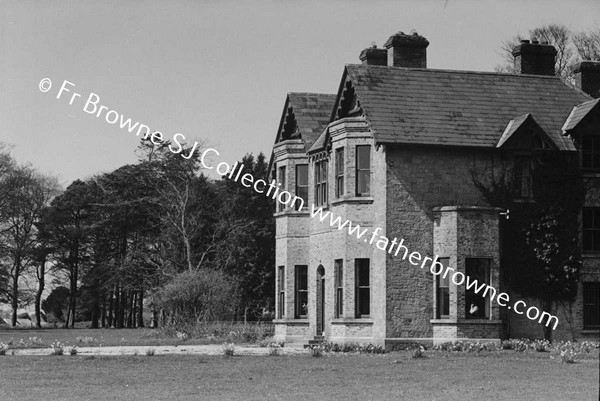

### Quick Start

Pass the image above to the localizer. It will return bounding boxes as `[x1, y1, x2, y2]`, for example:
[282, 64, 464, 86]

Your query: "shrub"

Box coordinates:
[320, 342, 386, 354]
[501, 340, 514, 350]
[411, 345, 426, 359]
[0, 343, 8, 355]
[68, 347, 78, 356]
[222, 343, 235, 356]
[76, 336, 96, 345]
[309, 345, 324, 358]
[268, 343, 281, 356]
[560, 349, 577, 363]
[50, 341, 64, 356]
[145, 348, 156, 356]
[533, 339, 551, 352]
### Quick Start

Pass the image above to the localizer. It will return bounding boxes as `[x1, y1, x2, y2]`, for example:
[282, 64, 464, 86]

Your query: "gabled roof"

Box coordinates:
[497, 113, 559, 150]
[330, 65, 589, 151]
[275, 93, 336, 150]
[562, 98, 600, 133]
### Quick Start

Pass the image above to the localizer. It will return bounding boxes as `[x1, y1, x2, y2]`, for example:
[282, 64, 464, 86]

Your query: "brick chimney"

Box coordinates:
[512, 39, 557, 76]
[359, 46, 387, 66]
[384, 31, 429, 68]
[574, 61, 600, 98]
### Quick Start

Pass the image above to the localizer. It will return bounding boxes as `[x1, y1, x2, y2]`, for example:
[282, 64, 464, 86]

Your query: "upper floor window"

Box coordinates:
[465, 258, 490, 319]
[583, 282, 600, 330]
[294, 164, 308, 210]
[582, 136, 600, 171]
[335, 148, 345, 198]
[315, 160, 328, 206]
[583, 207, 600, 252]
[356, 145, 371, 196]
[513, 155, 532, 198]
[355, 258, 370, 317]
[436, 258, 450, 319]
[278, 166, 286, 212]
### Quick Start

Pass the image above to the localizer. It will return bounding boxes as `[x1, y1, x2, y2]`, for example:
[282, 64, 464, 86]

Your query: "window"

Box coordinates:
[294, 164, 308, 210]
[278, 266, 285, 319]
[583, 282, 600, 330]
[335, 148, 345, 198]
[334, 259, 344, 318]
[315, 160, 328, 206]
[294, 265, 308, 318]
[583, 207, 600, 252]
[355, 259, 370, 317]
[582, 136, 600, 170]
[514, 155, 532, 198]
[356, 145, 370, 196]
[278, 166, 286, 212]
[436, 258, 450, 319]
[465, 258, 491, 319]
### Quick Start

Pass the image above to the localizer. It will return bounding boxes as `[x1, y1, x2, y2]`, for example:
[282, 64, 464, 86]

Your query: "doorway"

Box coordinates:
[316, 265, 325, 336]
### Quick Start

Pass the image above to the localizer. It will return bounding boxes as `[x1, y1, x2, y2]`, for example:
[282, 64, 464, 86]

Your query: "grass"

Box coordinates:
[0, 328, 218, 349]
[0, 351, 597, 400]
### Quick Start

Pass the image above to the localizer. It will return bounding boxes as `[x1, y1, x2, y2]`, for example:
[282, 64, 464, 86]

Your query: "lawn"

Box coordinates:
[0, 350, 598, 400]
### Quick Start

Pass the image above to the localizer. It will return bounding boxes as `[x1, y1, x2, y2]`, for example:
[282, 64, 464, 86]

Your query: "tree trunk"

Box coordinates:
[127, 290, 135, 328]
[101, 293, 106, 328]
[70, 264, 78, 328]
[137, 289, 144, 328]
[107, 290, 114, 327]
[542, 298, 554, 342]
[90, 279, 100, 329]
[35, 260, 46, 328]
[11, 267, 19, 327]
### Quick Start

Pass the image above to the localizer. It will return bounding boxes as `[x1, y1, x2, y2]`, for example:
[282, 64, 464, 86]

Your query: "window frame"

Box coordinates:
[355, 259, 370, 318]
[294, 265, 308, 319]
[583, 207, 600, 253]
[314, 159, 328, 206]
[335, 148, 345, 198]
[355, 145, 371, 197]
[278, 166, 286, 212]
[334, 259, 344, 318]
[294, 164, 308, 211]
[436, 258, 450, 319]
[465, 258, 491, 319]
[513, 154, 532, 198]
[581, 135, 600, 171]
[583, 282, 600, 330]
[277, 266, 285, 319]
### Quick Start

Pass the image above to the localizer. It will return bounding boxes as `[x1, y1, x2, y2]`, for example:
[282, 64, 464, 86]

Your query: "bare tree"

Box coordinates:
[572, 28, 600, 61]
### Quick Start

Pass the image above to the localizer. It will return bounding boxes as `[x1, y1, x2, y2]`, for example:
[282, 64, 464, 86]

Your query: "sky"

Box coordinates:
[1, 0, 599, 187]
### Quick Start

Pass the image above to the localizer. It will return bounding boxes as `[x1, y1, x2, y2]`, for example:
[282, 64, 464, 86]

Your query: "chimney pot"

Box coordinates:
[384, 31, 429, 68]
[532, 39, 539, 45]
[521, 39, 530, 44]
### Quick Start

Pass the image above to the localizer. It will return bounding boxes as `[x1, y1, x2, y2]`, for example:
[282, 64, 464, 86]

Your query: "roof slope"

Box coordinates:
[343, 65, 590, 150]
[562, 98, 600, 132]
[284, 93, 336, 150]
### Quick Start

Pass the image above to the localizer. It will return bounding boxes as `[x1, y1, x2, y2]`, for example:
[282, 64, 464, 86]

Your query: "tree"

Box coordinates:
[0, 163, 60, 326]
[496, 24, 600, 82]
[42, 286, 70, 322]
[473, 152, 585, 341]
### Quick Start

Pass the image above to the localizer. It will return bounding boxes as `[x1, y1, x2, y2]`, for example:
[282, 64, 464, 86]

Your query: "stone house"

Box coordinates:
[269, 31, 600, 346]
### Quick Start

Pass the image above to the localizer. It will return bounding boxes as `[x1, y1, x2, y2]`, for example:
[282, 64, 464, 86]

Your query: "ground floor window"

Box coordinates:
[583, 282, 600, 330]
[355, 259, 370, 317]
[278, 266, 285, 319]
[436, 258, 450, 318]
[335, 259, 343, 318]
[465, 258, 490, 319]
[294, 265, 308, 318]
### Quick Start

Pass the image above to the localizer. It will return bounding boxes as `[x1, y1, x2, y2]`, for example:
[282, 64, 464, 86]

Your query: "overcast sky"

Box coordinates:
[1, 0, 599, 186]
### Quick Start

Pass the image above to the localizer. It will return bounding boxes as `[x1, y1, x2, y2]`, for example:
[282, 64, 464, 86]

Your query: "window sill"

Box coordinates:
[273, 209, 311, 217]
[431, 319, 502, 325]
[581, 329, 600, 334]
[331, 318, 374, 325]
[582, 252, 600, 258]
[331, 197, 374, 206]
[273, 319, 309, 325]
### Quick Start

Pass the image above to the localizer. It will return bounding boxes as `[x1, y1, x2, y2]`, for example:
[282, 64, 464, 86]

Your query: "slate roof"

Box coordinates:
[562, 98, 600, 133]
[282, 93, 336, 150]
[337, 65, 590, 151]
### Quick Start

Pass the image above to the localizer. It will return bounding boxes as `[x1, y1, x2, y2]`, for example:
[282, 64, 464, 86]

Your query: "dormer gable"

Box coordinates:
[497, 114, 559, 151]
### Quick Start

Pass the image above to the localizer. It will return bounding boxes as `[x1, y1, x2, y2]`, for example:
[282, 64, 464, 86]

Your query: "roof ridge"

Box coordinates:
[345, 63, 563, 80]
